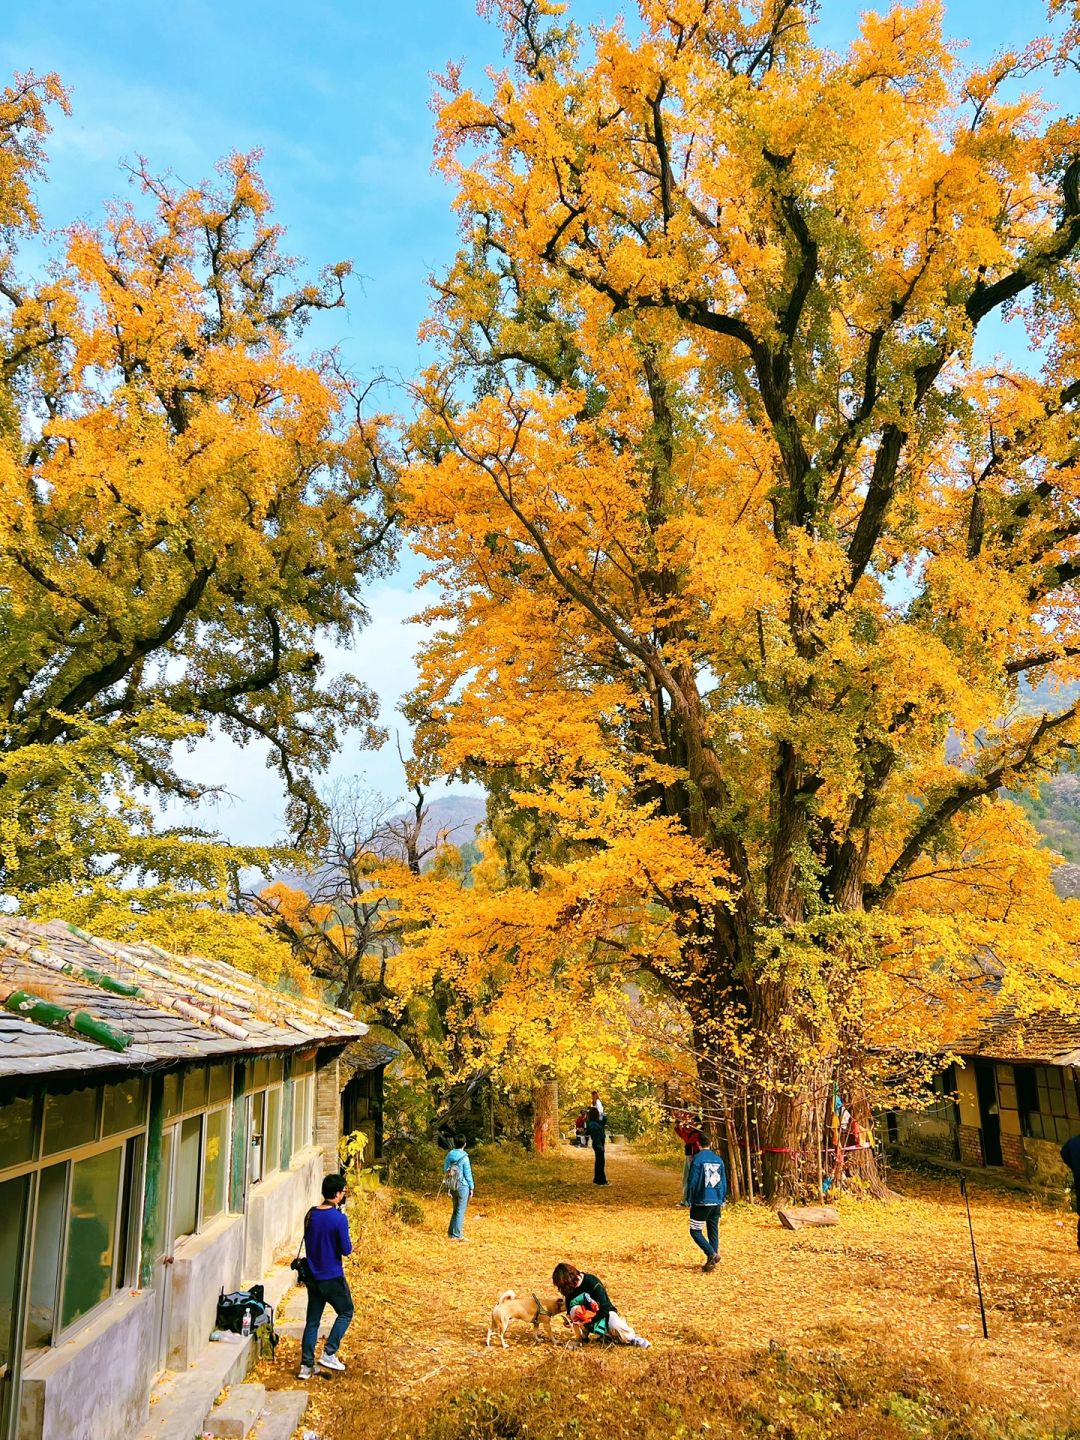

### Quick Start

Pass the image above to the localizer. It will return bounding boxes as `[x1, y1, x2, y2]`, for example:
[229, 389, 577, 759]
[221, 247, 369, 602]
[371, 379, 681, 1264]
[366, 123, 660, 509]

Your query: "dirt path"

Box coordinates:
[259, 1143, 1080, 1437]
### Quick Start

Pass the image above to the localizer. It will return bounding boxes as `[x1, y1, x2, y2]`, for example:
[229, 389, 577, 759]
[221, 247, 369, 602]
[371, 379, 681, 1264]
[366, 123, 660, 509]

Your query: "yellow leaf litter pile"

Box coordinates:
[257, 1143, 1080, 1439]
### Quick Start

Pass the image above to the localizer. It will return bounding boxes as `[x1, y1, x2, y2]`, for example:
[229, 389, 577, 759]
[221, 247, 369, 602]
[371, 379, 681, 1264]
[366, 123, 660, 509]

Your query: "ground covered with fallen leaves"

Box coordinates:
[258, 1141, 1080, 1439]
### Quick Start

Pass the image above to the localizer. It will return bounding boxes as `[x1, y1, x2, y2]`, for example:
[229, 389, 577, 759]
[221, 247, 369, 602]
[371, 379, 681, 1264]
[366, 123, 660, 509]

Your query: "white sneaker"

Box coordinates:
[318, 1352, 346, 1372]
[298, 1365, 313, 1380]
[630, 1337, 651, 1349]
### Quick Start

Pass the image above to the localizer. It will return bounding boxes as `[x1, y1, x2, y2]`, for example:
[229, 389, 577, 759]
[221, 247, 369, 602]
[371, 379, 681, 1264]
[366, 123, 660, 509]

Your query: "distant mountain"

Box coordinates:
[409, 794, 487, 852]
[264, 792, 487, 896]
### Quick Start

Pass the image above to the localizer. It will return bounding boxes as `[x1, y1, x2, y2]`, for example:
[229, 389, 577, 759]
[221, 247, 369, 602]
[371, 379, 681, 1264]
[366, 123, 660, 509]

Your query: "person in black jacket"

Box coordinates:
[586, 1106, 608, 1185]
[1062, 1132, 1080, 1249]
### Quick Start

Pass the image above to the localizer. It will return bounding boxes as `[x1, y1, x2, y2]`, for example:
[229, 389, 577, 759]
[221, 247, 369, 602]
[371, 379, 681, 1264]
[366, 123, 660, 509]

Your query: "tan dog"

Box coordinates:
[485, 1289, 565, 1347]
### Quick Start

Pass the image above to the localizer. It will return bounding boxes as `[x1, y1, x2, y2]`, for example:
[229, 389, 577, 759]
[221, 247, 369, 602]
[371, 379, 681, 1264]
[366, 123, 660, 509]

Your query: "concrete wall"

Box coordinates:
[894, 1110, 958, 1162]
[243, 1145, 324, 1280]
[1023, 1136, 1074, 1201]
[168, 1212, 246, 1370]
[20, 1289, 157, 1440]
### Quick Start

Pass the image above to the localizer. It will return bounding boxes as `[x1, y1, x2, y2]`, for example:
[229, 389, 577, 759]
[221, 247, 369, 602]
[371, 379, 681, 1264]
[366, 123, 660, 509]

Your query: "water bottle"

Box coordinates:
[241, 1307, 252, 1338]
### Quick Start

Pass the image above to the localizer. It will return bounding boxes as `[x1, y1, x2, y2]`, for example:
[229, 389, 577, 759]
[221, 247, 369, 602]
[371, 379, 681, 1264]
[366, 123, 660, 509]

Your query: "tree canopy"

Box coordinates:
[0, 75, 395, 931]
[398, 0, 1080, 1192]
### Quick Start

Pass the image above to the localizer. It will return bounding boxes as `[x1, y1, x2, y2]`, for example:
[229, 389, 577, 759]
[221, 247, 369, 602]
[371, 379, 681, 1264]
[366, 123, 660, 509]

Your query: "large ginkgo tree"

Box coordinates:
[400, 0, 1080, 1195]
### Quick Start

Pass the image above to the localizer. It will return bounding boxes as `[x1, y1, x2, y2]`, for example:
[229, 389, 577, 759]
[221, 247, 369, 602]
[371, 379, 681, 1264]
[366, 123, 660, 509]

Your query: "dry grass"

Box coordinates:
[257, 1142, 1080, 1439]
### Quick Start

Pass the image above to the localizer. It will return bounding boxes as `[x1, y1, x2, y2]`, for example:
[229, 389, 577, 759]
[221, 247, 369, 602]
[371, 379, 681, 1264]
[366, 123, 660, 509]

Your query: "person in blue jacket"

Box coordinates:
[686, 1140, 727, 1273]
[1062, 1131, 1080, 1250]
[443, 1135, 474, 1240]
[298, 1173, 354, 1379]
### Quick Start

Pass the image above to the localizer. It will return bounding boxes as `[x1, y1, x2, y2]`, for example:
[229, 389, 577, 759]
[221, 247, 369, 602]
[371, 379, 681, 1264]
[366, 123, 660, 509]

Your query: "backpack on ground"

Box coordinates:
[216, 1283, 278, 1355]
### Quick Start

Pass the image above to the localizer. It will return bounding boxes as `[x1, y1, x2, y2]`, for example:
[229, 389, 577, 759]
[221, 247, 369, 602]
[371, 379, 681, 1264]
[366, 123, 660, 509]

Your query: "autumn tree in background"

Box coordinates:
[401, 0, 1080, 1196]
[0, 75, 395, 948]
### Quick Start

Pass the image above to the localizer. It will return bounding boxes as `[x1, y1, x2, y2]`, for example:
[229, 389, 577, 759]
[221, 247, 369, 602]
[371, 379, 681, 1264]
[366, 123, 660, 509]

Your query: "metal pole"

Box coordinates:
[960, 1175, 989, 1339]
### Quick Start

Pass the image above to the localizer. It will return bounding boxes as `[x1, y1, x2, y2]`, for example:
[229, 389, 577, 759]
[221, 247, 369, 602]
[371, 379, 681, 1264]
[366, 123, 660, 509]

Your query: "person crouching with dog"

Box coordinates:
[551, 1262, 650, 1348]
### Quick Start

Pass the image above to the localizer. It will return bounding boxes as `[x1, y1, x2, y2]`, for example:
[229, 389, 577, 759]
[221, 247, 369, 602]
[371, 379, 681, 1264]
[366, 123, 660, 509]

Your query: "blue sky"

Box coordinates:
[2, 0, 1067, 843]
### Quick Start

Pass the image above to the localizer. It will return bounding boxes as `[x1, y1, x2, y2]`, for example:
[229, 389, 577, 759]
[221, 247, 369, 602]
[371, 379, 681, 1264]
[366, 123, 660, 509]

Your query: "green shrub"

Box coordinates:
[385, 1137, 444, 1192]
[391, 1194, 426, 1227]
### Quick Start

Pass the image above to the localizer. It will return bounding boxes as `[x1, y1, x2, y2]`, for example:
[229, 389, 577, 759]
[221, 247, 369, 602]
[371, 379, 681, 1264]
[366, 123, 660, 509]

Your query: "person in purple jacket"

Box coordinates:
[298, 1173, 354, 1380]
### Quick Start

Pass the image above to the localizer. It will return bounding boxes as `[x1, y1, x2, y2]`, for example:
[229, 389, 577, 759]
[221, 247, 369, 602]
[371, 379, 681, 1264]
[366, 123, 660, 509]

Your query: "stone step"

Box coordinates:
[138, 1336, 253, 1440]
[203, 1381, 267, 1439]
[251, 1389, 310, 1440]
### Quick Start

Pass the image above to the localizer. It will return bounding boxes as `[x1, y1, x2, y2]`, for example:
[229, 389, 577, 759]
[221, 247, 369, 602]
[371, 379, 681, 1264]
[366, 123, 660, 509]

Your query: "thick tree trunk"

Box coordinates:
[532, 1074, 559, 1153]
[690, 966, 889, 1203]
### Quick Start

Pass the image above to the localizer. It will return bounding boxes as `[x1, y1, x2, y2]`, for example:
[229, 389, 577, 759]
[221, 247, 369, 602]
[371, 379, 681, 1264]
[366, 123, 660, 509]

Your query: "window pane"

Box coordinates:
[208, 1064, 233, 1106]
[62, 1147, 122, 1330]
[163, 1072, 181, 1120]
[153, 1126, 175, 1260]
[292, 1054, 315, 1078]
[201, 1108, 229, 1222]
[253, 1057, 270, 1090]
[182, 1067, 209, 1114]
[268, 1057, 284, 1085]
[114, 1137, 139, 1290]
[43, 1089, 98, 1155]
[0, 1174, 29, 1372]
[27, 1162, 66, 1347]
[250, 1093, 265, 1186]
[0, 1096, 36, 1171]
[174, 1116, 201, 1239]
[103, 1078, 147, 1137]
[266, 1088, 281, 1174]
[293, 1076, 314, 1150]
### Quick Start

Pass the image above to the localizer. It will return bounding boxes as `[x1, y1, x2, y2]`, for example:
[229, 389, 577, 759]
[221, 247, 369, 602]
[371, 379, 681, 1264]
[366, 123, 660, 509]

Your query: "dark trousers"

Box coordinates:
[689, 1203, 721, 1259]
[301, 1275, 354, 1366]
[593, 1145, 607, 1184]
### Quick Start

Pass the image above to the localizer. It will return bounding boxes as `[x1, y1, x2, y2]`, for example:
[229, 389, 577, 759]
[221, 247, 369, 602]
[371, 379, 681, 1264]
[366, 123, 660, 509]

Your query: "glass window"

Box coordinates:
[26, 1162, 66, 1348]
[114, 1136, 140, 1290]
[61, 1147, 122, 1330]
[182, 1066, 209, 1113]
[269, 1057, 284, 1085]
[208, 1063, 233, 1106]
[250, 1093, 266, 1186]
[0, 1174, 28, 1372]
[0, 1095, 36, 1172]
[103, 1078, 147, 1137]
[174, 1117, 201, 1239]
[266, 1088, 282, 1175]
[162, 1072, 181, 1120]
[292, 1054, 315, 1078]
[201, 1108, 229, 1222]
[252, 1057, 270, 1090]
[153, 1123, 174, 1260]
[43, 1089, 98, 1156]
[292, 1076, 314, 1151]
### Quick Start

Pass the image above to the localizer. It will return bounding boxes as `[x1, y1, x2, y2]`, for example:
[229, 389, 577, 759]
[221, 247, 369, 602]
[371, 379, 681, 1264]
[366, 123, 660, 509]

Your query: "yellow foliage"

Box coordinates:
[398, 0, 1080, 1163]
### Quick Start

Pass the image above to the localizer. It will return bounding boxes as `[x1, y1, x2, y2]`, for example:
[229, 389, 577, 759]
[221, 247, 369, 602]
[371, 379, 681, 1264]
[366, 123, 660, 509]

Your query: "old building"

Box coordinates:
[888, 1011, 1080, 1200]
[0, 917, 389, 1440]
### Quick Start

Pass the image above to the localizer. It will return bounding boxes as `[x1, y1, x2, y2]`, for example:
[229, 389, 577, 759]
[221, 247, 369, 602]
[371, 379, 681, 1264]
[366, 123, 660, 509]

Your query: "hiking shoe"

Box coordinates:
[630, 1337, 651, 1348]
[298, 1365, 314, 1380]
[703, 1254, 720, 1274]
[318, 1352, 346, 1372]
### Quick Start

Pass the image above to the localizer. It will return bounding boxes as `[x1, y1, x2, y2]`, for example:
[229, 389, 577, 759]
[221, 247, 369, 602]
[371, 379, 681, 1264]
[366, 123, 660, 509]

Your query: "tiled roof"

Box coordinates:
[0, 916, 367, 1081]
[961, 1008, 1080, 1067]
[341, 1036, 399, 1075]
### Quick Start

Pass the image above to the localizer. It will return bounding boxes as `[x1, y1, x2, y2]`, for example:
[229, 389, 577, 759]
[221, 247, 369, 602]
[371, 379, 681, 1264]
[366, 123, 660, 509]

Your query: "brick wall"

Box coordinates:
[315, 1055, 341, 1160]
[1000, 1130, 1027, 1177]
[958, 1124, 984, 1168]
